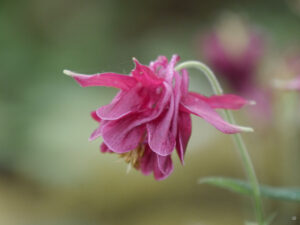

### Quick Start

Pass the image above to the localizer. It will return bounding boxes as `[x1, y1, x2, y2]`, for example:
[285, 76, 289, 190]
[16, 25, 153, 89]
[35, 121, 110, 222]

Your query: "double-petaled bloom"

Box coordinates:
[64, 55, 251, 180]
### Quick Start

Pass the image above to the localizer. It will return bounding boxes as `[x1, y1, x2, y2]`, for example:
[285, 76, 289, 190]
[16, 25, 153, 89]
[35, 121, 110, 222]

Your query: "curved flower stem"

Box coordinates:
[175, 61, 265, 225]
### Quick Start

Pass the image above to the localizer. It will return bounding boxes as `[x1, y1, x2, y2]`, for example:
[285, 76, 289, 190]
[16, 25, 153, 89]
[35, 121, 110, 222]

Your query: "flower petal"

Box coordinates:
[153, 155, 173, 181]
[189, 92, 250, 110]
[140, 145, 173, 180]
[97, 88, 142, 120]
[147, 109, 176, 156]
[176, 112, 192, 164]
[91, 111, 101, 122]
[147, 83, 176, 156]
[149, 56, 168, 73]
[100, 143, 113, 153]
[101, 115, 146, 153]
[64, 70, 137, 90]
[157, 154, 173, 176]
[101, 83, 173, 153]
[181, 69, 189, 96]
[140, 145, 155, 175]
[165, 54, 180, 83]
[132, 59, 163, 87]
[89, 126, 102, 141]
[181, 94, 243, 134]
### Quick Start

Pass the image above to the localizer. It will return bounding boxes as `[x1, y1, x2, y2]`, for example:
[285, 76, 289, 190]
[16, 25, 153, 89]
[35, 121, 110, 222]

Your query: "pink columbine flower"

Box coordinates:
[64, 55, 251, 180]
[201, 15, 271, 122]
[202, 16, 264, 92]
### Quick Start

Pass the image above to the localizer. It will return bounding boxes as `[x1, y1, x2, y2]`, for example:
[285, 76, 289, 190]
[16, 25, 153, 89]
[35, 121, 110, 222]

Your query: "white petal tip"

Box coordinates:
[63, 69, 74, 76]
[239, 126, 254, 132]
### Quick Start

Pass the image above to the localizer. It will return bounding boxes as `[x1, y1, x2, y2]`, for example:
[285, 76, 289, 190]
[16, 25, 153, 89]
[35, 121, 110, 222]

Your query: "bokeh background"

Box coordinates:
[0, 0, 300, 224]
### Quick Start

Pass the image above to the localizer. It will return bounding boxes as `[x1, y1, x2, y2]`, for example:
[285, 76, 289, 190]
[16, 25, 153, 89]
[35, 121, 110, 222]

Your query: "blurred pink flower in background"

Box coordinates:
[201, 13, 272, 122]
[65, 55, 251, 180]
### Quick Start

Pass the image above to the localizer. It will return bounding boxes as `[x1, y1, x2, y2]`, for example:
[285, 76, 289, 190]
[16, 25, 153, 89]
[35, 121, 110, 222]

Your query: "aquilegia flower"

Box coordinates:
[64, 55, 251, 180]
[201, 14, 271, 122]
[202, 15, 264, 92]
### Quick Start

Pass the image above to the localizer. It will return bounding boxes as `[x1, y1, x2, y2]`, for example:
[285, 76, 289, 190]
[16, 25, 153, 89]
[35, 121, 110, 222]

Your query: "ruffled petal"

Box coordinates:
[147, 83, 176, 156]
[189, 92, 250, 110]
[100, 82, 172, 153]
[132, 59, 163, 87]
[156, 154, 173, 177]
[64, 70, 137, 90]
[100, 143, 113, 153]
[165, 54, 180, 83]
[91, 111, 101, 122]
[147, 110, 176, 156]
[181, 94, 243, 134]
[176, 112, 192, 164]
[149, 56, 169, 73]
[97, 88, 142, 120]
[180, 69, 189, 96]
[101, 115, 146, 153]
[140, 145, 155, 175]
[89, 126, 102, 141]
[140, 145, 173, 181]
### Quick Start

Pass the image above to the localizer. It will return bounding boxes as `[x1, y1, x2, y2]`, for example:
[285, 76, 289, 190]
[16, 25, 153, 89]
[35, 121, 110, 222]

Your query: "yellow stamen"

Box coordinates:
[119, 145, 145, 169]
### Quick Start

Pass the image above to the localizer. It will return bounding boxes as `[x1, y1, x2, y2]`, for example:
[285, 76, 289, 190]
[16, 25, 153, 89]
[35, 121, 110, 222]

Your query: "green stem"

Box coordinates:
[175, 61, 265, 225]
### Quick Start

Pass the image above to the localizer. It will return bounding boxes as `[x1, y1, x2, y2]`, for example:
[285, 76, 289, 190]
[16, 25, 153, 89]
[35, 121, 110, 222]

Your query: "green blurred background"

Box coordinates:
[0, 0, 300, 224]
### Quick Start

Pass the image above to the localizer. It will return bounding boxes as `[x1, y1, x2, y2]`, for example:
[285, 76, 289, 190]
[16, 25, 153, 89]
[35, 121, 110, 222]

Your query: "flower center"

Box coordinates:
[119, 144, 145, 169]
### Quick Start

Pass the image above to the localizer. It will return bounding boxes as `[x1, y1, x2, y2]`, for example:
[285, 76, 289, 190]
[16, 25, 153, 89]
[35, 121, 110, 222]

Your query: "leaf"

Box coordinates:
[199, 177, 300, 202]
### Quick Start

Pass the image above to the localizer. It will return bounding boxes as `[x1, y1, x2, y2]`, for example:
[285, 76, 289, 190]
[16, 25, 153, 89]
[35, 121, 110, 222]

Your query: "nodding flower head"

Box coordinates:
[202, 14, 264, 92]
[201, 14, 271, 124]
[64, 55, 251, 180]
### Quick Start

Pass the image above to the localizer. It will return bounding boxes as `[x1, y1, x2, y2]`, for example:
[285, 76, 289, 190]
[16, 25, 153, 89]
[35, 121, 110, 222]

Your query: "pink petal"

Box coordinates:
[100, 143, 113, 153]
[153, 154, 173, 181]
[89, 126, 102, 141]
[140, 145, 173, 180]
[149, 56, 168, 72]
[170, 72, 182, 137]
[97, 88, 142, 120]
[157, 154, 173, 176]
[147, 110, 176, 156]
[89, 120, 108, 141]
[189, 92, 249, 110]
[181, 94, 243, 134]
[101, 115, 146, 153]
[176, 112, 192, 164]
[101, 83, 172, 153]
[140, 145, 155, 175]
[147, 83, 176, 156]
[132, 59, 163, 87]
[165, 54, 180, 83]
[180, 69, 189, 96]
[91, 111, 101, 122]
[66, 71, 137, 90]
